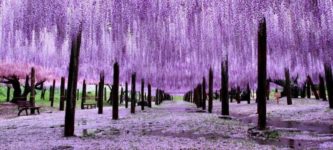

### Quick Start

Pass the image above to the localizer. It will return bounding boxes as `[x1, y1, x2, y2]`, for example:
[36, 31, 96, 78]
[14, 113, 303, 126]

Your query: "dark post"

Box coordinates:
[125, 82, 129, 108]
[197, 84, 202, 108]
[301, 83, 306, 98]
[104, 87, 107, 101]
[324, 63, 333, 108]
[131, 73, 136, 114]
[81, 80, 86, 109]
[60, 77, 65, 111]
[148, 83, 152, 108]
[6, 86, 10, 102]
[120, 88, 124, 104]
[155, 89, 159, 105]
[221, 59, 229, 116]
[30, 68, 35, 114]
[50, 80, 55, 107]
[236, 87, 241, 103]
[246, 83, 251, 104]
[64, 29, 81, 137]
[76, 89, 80, 101]
[98, 72, 104, 114]
[285, 68, 292, 105]
[95, 84, 98, 101]
[112, 62, 119, 119]
[208, 68, 213, 113]
[319, 75, 327, 101]
[41, 88, 46, 100]
[257, 18, 267, 130]
[306, 79, 311, 98]
[202, 77, 207, 110]
[307, 76, 319, 99]
[141, 79, 145, 110]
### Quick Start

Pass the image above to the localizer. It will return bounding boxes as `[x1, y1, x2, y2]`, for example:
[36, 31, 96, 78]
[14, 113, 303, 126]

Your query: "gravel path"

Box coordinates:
[0, 101, 276, 150]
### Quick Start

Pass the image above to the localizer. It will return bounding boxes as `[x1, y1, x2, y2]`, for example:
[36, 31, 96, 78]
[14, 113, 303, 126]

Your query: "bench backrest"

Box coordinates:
[16, 101, 32, 107]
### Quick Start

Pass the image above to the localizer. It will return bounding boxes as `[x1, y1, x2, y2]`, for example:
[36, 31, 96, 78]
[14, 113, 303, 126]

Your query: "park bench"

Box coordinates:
[17, 101, 40, 116]
[82, 103, 97, 109]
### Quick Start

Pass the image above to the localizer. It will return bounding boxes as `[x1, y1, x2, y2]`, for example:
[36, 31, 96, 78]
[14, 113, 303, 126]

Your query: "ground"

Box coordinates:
[0, 97, 332, 149]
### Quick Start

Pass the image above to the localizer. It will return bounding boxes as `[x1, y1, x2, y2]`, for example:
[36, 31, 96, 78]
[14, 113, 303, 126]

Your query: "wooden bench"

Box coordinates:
[17, 101, 41, 116]
[83, 103, 97, 109]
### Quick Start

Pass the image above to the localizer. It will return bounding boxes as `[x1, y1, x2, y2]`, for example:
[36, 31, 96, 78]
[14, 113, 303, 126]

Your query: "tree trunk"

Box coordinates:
[120, 88, 123, 104]
[202, 77, 206, 110]
[60, 77, 65, 111]
[64, 29, 81, 137]
[148, 83, 152, 108]
[306, 80, 311, 98]
[221, 59, 229, 116]
[50, 80, 55, 107]
[81, 80, 86, 109]
[30, 68, 36, 114]
[236, 86, 241, 103]
[41, 88, 46, 100]
[125, 82, 129, 108]
[257, 18, 267, 130]
[141, 79, 145, 111]
[155, 89, 159, 105]
[208, 68, 213, 113]
[307, 76, 319, 100]
[246, 83, 251, 104]
[112, 63, 119, 119]
[131, 73, 136, 114]
[324, 63, 333, 108]
[301, 83, 306, 98]
[6, 86, 10, 102]
[285, 68, 292, 105]
[319, 74, 327, 101]
[104, 87, 107, 101]
[95, 84, 98, 101]
[98, 72, 104, 114]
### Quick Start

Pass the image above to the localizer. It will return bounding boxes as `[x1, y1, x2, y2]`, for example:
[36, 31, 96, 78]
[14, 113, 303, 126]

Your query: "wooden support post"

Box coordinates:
[64, 29, 81, 137]
[236, 87, 241, 103]
[60, 77, 65, 111]
[131, 73, 136, 114]
[208, 68, 213, 113]
[202, 77, 206, 110]
[306, 79, 311, 98]
[76, 89, 79, 101]
[104, 87, 107, 101]
[257, 18, 267, 130]
[155, 89, 159, 105]
[41, 88, 45, 100]
[6, 86, 10, 102]
[125, 82, 129, 108]
[221, 59, 229, 116]
[301, 83, 306, 98]
[112, 63, 119, 119]
[141, 79, 145, 110]
[30, 68, 35, 114]
[50, 80, 55, 107]
[95, 84, 98, 101]
[319, 75, 327, 101]
[324, 63, 333, 108]
[120, 88, 124, 104]
[81, 80, 86, 110]
[98, 72, 104, 114]
[307, 76, 319, 99]
[148, 83, 152, 108]
[285, 68, 292, 105]
[246, 83, 251, 104]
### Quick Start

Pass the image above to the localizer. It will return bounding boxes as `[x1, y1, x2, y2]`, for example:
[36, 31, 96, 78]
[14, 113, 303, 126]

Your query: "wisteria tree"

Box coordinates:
[0, 75, 45, 103]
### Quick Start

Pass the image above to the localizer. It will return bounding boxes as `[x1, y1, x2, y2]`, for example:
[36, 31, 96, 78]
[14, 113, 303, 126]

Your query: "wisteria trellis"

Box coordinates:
[0, 0, 332, 90]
